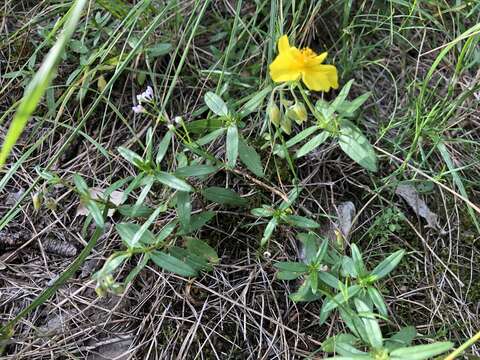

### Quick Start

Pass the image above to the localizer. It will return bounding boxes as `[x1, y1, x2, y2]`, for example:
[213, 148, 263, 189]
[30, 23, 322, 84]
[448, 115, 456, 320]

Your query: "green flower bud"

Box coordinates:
[267, 102, 281, 127]
[286, 101, 307, 125]
[280, 116, 292, 135]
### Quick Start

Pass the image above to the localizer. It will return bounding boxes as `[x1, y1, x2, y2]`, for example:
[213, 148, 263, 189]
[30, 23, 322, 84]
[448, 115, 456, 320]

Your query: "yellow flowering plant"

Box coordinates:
[267, 35, 378, 172]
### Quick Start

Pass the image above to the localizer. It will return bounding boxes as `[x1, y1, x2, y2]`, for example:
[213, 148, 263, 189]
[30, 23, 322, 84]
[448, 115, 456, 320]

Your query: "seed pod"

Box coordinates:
[267, 102, 281, 127]
[97, 75, 107, 92]
[287, 102, 307, 125]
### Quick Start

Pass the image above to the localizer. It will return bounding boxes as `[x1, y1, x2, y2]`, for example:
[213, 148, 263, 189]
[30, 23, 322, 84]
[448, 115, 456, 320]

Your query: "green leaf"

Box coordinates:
[342, 256, 358, 278]
[116, 223, 155, 248]
[73, 174, 89, 195]
[238, 137, 264, 177]
[156, 131, 172, 164]
[354, 299, 383, 349]
[338, 92, 371, 117]
[118, 147, 145, 168]
[370, 249, 405, 281]
[338, 120, 377, 172]
[285, 125, 319, 148]
[118, 204, 154, 217]
[277, 271, 302, 280]
[147, 43, 172, 56]
[322, 333, 359, 353]
[319, 285, 362, 324]
[351, 244, 366, 277]
[330, 79, 354, 114]
[169, 247, 210, 272]
[175, 164, 219, 178]
[202, 187, 247, 207]
[0, 0, 88, 167]
[261, 217, 278, 246]
[367, 287, 388, 317]
[155, 171, 193, 192]
[251, 207, 274, 217]
[295, 131, 329, 158]
[238, 86, 272, 118]
[85, 200, 105, 228]
[289, 277, 322, 303]
[385, 326, 417, 352]
[274, 262, 308, 273]
[299, 232, 319, 264]
[99, 252, 130, 275]
[195, 127, 226, 146]
[186, 238, 219, 264]
[150, 251, 198, 277]
[178, 211, 216, 235]
[226, 125, 239, 168]
[390, 342, 454, 360]
[318, 272, 341, 290]
[156, 221, 177, 243]
[284, 215, 320, 229]
[186, 118, 224, 134]
[204, 92, 228, 117]
[176, 191, 191, 230]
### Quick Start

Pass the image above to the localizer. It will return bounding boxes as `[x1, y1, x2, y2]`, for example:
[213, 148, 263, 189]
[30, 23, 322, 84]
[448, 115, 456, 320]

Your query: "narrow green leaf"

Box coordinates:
[367, 287, 388, 317]
[175, 164, 219, 178]
[147, 43, 172, 57]
[338, 120, 377, 172]
[177, 211, 216, 235]
[176, 191, 191, 230]
[118, 204, 154, 218]
[85, 200, 105, 228]
[73, 174, 89, 195]
[150, 251, 198, 277]
[318, 272, 341, 289]
[186, 238, 219, 264]
[251, 207, 274, 217]
[261, 217, 278, 246]
[238, 136, 264, 177]
[285, 125, 319, 148]
[354, 299, 383, 349]
[204, 92, 228, 116]
[295, 131, 329, 158]
[390, 342, 454, 360]
[156, 131, 172, 164]
[118, 147, 145, 168]
[370, 249, 405, 281]
[274, 262, 308, 273]
[338, 92, 371, 117]
[238, 86, 272, 118]
[351, 244, 366, 277]
[226, 125, 239, 168]
[155, 171, 193, 192]
[202, 187, 247, 206]
[385, 326, 417, 351]
[284, 215, 320, 229]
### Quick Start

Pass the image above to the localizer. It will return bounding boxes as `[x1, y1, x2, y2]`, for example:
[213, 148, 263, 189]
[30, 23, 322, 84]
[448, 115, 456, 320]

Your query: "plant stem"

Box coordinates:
[444, 330, 480, 360]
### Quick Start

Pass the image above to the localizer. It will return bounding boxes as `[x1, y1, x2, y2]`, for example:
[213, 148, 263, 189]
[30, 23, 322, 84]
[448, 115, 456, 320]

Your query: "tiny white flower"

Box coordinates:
[132, 104, 145, 113]
[174, 116, 183, 124]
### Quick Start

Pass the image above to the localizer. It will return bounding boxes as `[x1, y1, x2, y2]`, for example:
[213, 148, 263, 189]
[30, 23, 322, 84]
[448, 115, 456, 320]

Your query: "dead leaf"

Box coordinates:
[395, 183, 443, 233]
[335, 201, 356, 239]
[76, 187, 124, 218]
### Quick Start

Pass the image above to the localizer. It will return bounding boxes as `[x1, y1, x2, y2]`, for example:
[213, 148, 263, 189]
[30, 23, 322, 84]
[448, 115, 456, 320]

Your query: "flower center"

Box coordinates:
[299, 47, 317, 62]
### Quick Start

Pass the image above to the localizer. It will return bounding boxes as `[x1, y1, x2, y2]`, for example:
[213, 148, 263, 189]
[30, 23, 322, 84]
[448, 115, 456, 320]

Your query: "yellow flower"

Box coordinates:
[269, 35, 339, 92]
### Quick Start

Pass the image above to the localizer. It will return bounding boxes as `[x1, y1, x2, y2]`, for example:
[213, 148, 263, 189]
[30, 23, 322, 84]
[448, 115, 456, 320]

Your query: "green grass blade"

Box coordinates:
[0, 0, 88, 167]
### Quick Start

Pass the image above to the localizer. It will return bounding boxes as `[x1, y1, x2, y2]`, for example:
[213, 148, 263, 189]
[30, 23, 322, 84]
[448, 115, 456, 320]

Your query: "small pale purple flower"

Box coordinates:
[132, 104, 145, 114]
[136, 86, 154, 103]
[144, 86, 154, 101]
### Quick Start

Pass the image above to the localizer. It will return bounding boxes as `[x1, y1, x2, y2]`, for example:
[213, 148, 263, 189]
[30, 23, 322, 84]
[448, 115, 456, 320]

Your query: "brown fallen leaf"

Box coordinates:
[76, 187, 124, 218]
[395, 183, 444, 233]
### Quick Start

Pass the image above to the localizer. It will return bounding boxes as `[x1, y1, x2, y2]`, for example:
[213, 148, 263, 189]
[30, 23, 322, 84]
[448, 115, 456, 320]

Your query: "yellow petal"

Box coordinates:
[269, 52, 302, 82]
[314, 52, 328, 64]
[278, 35, 290, 53]
[302, 64, 338, 92]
